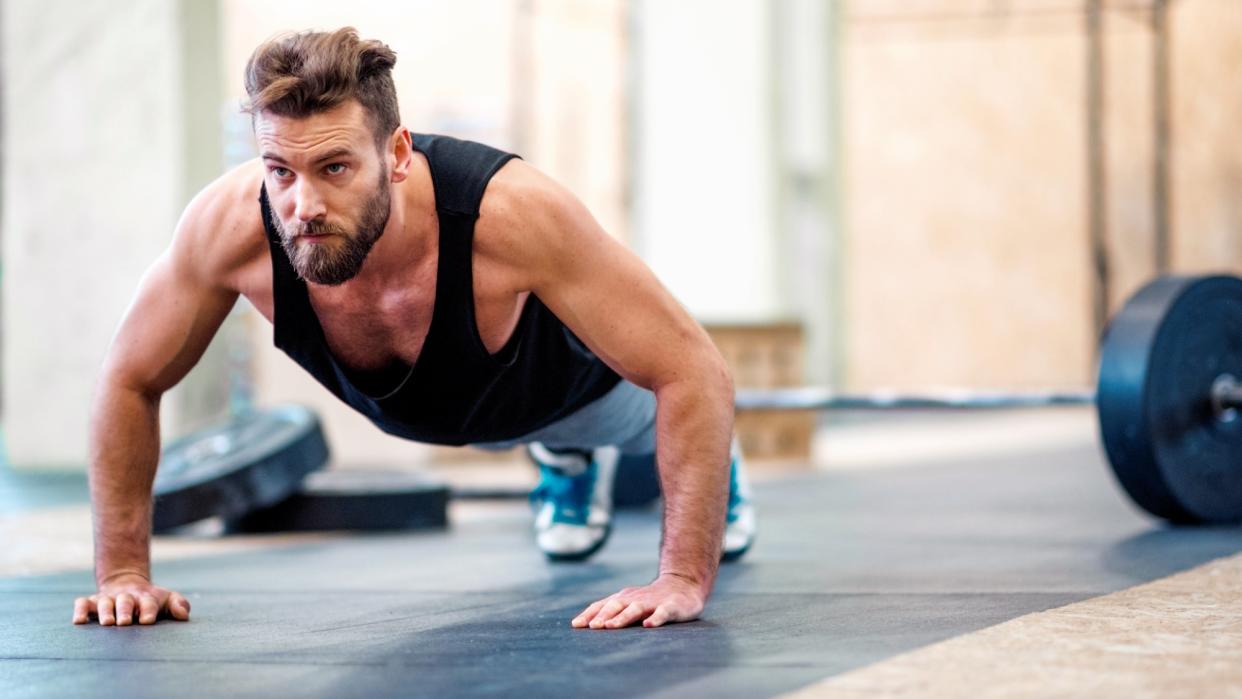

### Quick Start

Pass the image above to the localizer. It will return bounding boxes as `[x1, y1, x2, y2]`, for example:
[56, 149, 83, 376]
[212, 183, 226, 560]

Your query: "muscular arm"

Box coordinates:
[90, 241, 238, 581]
[76, 187, 245, 626]
[486, 163, 735, 626]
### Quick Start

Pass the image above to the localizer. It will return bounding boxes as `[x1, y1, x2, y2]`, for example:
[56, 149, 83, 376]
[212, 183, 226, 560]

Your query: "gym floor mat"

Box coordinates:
[2, 442, 1239, 698]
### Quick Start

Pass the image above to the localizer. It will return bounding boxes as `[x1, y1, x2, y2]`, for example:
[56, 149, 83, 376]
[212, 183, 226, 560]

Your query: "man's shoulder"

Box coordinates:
[182, 158, 265, 233]
[477, 159, 577, 232]
[172, 160, 268, 284]
[475, 159, 566, 258]
[475, 160, 611, 292]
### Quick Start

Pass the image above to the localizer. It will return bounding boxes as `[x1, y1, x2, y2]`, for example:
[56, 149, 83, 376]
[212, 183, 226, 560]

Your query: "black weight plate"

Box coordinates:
[1097, 275, 1242, 523]
[152, 405, 329, 532]
[225, 468, 449, 533]
[613, 452, 661, 509]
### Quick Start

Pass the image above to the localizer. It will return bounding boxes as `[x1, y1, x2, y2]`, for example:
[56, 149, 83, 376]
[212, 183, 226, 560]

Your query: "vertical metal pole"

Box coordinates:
[1085, 0, 1110, 333]
[1152, 0, 1171, 274]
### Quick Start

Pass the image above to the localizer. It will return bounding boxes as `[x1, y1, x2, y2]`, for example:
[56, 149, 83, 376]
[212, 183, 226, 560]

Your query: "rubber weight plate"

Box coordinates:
[1097, 275, 1242, 523]
[613, 452, 661, 509]
[225, 469, 449, 533]
[152, 405, 329, 532]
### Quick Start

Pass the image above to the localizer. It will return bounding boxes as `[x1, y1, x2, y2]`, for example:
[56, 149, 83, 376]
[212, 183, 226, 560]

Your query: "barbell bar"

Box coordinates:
[735, 387, 1097, 411]
[737, 380, 1242, 416]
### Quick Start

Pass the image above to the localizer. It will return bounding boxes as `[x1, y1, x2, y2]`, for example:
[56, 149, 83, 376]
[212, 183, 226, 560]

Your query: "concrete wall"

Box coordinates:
[1, 0, 227, 468]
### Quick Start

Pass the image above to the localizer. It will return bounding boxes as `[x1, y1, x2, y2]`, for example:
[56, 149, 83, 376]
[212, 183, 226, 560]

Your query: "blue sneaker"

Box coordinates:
[722, 441, 756, 562]
[528, 443, 619, 562]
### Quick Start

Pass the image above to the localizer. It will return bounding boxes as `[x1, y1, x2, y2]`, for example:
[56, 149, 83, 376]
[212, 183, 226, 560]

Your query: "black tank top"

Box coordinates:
[259, 133, 622, 446]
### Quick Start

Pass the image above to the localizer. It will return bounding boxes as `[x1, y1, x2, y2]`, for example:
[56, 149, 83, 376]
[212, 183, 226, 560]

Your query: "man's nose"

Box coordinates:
[294, 181, 327, 222]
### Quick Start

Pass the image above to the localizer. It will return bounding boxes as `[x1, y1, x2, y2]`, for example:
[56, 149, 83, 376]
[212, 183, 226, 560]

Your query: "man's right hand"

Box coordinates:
[72, 573, 191, 626]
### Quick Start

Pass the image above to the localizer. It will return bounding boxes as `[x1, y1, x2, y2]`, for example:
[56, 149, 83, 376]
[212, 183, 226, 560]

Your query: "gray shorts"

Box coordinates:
[472, 380, 657, 455]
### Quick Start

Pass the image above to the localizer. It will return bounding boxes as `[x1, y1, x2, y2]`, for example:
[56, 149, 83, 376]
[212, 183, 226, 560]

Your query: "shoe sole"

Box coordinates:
[542, 525, 612, 563]
[721, 535, 754, 563]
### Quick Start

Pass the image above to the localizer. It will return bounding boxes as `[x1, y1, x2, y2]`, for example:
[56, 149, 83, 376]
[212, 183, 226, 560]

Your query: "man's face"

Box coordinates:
[255, 100, 392, 286]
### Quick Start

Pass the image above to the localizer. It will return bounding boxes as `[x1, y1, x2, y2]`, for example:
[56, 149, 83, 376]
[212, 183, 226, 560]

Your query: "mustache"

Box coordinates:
[295, 220, 345, 238]
[293, 220, 348, 237]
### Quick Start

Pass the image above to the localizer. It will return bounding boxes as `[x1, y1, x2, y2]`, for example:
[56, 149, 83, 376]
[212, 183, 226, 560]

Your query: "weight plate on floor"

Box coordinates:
[152, 405, 330, 532]
[1097, 275, 1242, 523]
[225, 468, 450, 533]
[613, 453, 661, 509]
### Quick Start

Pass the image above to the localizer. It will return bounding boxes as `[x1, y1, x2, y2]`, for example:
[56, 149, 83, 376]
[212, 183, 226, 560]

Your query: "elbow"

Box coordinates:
[709, 352, 735, 403]
[93, 360, 163, 409]
[665, 347, 734, 404]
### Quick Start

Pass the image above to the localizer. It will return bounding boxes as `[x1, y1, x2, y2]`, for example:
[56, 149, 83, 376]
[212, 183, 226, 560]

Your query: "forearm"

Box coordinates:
[88, 379, 162, 585]
[652, 368, 734, 598]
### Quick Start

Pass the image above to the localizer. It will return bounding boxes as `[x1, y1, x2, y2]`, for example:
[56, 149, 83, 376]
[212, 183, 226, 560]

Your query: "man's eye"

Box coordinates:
[325, 163, 346, 175]
[272, 167, 291, 178]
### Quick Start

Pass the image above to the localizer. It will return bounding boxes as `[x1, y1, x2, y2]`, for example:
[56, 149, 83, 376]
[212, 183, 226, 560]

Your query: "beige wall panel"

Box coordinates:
[1169, 0, 1242, 274]
[843, 13, 1094, 390]
[1101, 16, 1157, 310]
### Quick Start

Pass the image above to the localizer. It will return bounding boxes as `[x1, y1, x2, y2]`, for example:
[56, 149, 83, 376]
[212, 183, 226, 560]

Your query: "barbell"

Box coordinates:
[736, 274, 1242, 525]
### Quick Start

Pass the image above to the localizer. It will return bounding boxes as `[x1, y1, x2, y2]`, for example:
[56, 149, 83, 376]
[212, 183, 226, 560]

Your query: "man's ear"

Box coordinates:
[388, 127, 413, 183]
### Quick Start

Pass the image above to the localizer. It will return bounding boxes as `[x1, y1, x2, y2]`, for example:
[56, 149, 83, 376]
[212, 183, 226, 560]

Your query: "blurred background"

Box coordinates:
[2, 0, 1240, 472]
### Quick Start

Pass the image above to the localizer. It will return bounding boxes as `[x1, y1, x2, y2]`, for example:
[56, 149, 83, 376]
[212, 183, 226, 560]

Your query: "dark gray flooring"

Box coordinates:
[2, 441, 1240, 698]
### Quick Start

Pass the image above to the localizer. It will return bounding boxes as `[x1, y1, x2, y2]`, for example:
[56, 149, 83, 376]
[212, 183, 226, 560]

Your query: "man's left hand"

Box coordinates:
[571, 573, 706, 629]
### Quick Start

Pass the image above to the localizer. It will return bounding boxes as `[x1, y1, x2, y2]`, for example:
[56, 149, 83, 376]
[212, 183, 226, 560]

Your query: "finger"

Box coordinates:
[605, 602, 648, 629]
[643, 604, 672, 628]
[588, 599, 628, 629]
[571, 599, 608, 628]
[72, 597, 93, 625]
[115, 593, 135, 626]
[137, 594, 160, 625]
[97, 596, 116, 626]
[168, 592, 191, 621]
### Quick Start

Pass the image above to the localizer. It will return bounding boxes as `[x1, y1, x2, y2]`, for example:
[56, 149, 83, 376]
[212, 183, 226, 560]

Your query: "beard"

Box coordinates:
[271, 169, 392, 286]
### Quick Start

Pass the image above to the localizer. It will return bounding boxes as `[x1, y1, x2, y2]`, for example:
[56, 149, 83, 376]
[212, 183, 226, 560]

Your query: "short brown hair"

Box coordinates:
[243, 27, 401, 149]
